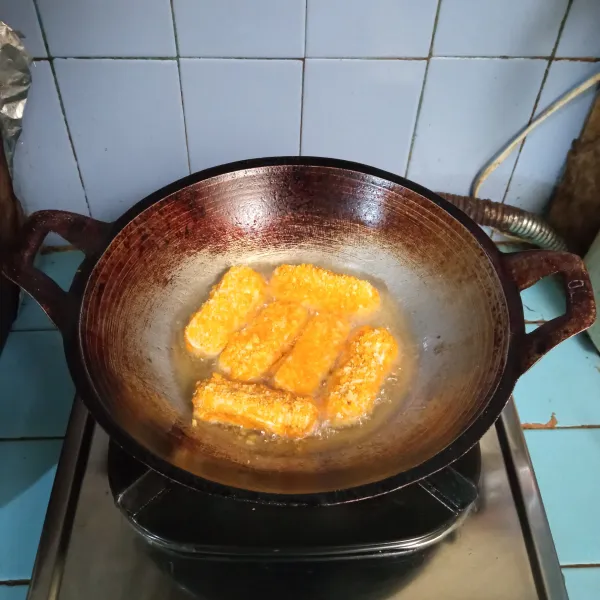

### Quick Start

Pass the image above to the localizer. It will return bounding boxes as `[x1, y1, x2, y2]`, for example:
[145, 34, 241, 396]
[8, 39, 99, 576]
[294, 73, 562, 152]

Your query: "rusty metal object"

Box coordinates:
[548, 92, 600, 256]
[0, 140, 22, 351]
[3, 209, 111, 332]
[438, 192, 567, 251]
[503, 250, 595, 372]
[522, 413, 558, 430]
[1, 157, 596, 505]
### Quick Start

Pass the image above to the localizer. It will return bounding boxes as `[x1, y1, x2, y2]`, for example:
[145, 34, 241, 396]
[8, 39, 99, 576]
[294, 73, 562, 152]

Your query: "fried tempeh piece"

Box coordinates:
[273, 312, 350, 396]
[324, 326, 399, 427]
[219, 301, 309, 381]
[269, 264, 380, 317]
[192, 373, 318, 438]
[184, 266, 266, 356]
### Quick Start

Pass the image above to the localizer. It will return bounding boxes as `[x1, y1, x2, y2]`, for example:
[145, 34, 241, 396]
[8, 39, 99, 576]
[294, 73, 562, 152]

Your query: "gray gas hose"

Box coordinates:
[437, 192, 567, 252]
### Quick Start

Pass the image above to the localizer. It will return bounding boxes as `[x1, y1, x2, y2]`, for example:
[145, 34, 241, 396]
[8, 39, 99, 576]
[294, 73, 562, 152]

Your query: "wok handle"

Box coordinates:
[1, 210, 111, 332]
[503, 250, 596, 374]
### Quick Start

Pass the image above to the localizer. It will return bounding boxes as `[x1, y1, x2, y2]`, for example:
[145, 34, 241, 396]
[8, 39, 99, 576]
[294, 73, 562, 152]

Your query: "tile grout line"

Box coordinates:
[169, 0, 192, 175]
[40, 244, 77, 254]
[523, 424, 600, 431]
[0, 580, 30, 587]
[30, 0, 50, 59]
[307, 56, 428, 61]
[31, 0, 93, 218]
[554, 56, 600, 63]
[500, 0, 574, 205]
[45, 56, 179, 61]
[299, 59, 306, 154]
[10, 327, 57, 333]
[298, 0, 309, 155]
[0, 436, 65, 443]
[52, 56, 304, 61]
[26, 56, 600, 62]
[403, 0, 442, 178]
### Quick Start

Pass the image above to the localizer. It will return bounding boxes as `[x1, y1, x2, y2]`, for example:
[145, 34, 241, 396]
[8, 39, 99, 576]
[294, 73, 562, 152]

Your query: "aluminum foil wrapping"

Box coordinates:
[0, 20, 31, 173]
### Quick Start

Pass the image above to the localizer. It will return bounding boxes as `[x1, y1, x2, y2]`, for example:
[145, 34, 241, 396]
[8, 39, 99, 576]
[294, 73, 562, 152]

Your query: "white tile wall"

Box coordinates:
[54, 59, 188, 221]
[434, 0, 568, 57]
[12, 62, 88, 242]
[0, 0, 46, 57]
[2, 0, 599, 235]
[36, 0, 176, 57]
[556, 0, 600, 58]
[504, 61, 599, 212]
[180, 59, 302, 171]
[173, 0, 305, 58]
[302, 59, 426, 174]
[407, 58, 547, 199]
[306, 0, 438, 58]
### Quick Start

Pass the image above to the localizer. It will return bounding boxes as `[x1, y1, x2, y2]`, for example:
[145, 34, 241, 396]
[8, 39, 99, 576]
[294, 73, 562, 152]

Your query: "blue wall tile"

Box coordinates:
[54, 59, 189, 221]
[525, 429, 600, 565]
[498, 241, 568, 318]
[504, 60, 598, 213]
[519, 274, 566, 323]
[0, 0, 46, 58]
[0, 440, 61, 580]
[174, 0, 305, 58]
[306, 0, 438, 58]
[13, 62, 88, 245]
[302, 59, 426, 174]
[12, 251, 84, 332]
[0, 331, 74, 438]
[434, 0, 568, 57]
[556, 0, 600, 58]
[563, 567, 600, 599]
[36, 0, 176, 57]
[407, 58, 547, 198]
[0, 587, 28, 600]
[516, 332, 600, 427]
[180, 59, 302, 171]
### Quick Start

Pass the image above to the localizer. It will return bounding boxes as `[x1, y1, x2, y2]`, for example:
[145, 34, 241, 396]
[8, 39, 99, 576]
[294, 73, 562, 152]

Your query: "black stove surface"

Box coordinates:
[29, 402, 560, 600]
[108, 440, 481, 557]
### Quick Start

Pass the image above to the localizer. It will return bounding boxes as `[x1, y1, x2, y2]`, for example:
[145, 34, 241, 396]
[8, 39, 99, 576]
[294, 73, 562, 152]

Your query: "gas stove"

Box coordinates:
[28, 399, 567, 600]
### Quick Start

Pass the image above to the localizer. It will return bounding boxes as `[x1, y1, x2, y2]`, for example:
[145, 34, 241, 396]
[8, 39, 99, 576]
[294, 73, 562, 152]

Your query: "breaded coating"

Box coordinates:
[269, 264, 380, 316]
[219, 301, 309, 381]
[192, 373, 318, 438]
[325, 326, 399, 427]
[273, 312, 350, 396]
[184, 266, 266, 356]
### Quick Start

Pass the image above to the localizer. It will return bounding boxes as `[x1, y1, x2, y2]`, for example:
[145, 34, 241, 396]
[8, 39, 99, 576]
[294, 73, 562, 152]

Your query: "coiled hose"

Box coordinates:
[437, 73, 600, 252]
[437, 192, 567, 252]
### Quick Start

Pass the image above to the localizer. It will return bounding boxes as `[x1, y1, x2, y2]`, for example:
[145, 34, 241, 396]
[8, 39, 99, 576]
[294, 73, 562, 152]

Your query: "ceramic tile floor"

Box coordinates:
[1, 250, 599, 598]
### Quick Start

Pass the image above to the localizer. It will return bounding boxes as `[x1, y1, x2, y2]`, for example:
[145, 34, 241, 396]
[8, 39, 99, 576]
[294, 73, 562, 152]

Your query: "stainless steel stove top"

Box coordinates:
[28, 399, 567, 600]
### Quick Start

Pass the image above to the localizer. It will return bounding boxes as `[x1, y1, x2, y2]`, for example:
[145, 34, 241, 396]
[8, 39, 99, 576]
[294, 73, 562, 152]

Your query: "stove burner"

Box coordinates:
[107, 442, 481, 599]
[108, 441, 481, 557]
[26, 401, 563, 600]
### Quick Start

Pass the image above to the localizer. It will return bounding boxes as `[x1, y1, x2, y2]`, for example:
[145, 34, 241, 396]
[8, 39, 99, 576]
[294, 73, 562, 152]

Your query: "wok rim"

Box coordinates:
[64, 156, 524, 506]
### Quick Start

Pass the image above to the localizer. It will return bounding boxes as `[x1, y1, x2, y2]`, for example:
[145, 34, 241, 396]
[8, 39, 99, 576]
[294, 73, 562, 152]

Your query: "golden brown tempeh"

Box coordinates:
[219, 301, 309, 381]
[184, 266, 266, 356]
[273, 312, 350, 395]
[192, 373, 318, 438]
[269, 264, 380, 316]
[325, 326, 399, 427]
